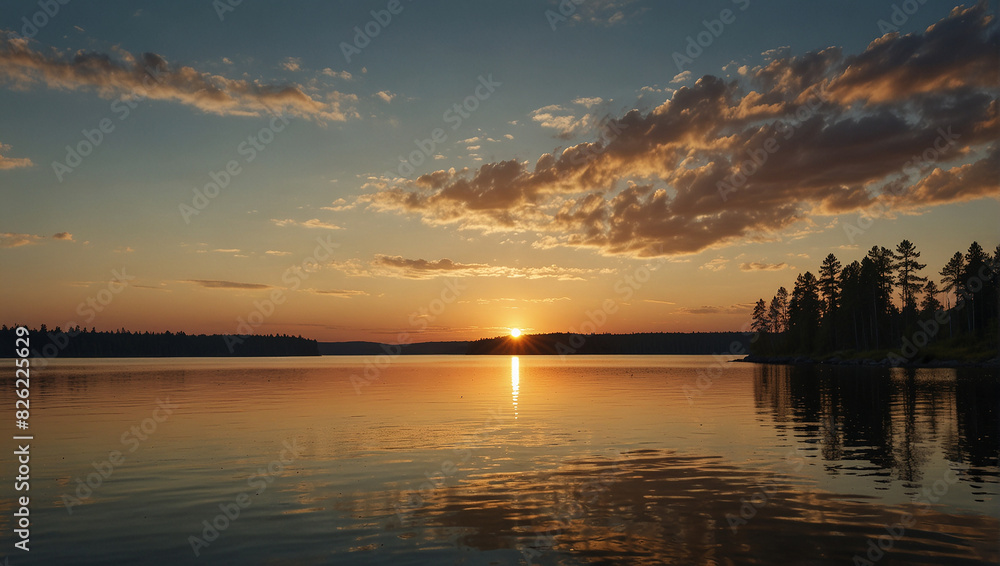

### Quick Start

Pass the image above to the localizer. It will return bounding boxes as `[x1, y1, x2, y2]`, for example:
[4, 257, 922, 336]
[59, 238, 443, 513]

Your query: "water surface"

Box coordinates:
[2, 355, 997, 564]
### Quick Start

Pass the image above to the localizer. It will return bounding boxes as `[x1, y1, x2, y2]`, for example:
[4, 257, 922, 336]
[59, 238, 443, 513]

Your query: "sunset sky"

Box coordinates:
[1, 0, 997, 342]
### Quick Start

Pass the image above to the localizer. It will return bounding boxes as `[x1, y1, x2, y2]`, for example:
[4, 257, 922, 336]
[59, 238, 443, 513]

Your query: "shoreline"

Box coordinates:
[736, 354, 1000, 369]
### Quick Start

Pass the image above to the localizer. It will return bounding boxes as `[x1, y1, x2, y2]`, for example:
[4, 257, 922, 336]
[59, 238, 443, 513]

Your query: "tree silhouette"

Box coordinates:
[748, 239, 998, 361]
[893, 239, 927, 317]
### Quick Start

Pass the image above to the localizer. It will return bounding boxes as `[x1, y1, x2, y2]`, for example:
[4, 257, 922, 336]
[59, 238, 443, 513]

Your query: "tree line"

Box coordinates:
[467, 332, 752, 355]
[749, 240, 1000, 359]
[1, 325, 320, 359]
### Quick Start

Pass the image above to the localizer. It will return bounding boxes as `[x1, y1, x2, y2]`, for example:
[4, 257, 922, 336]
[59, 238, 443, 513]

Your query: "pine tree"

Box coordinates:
[893, 240, 927, 325]
[788, 272, 822, 352]
[819, 253, 842, 315]
[920, 280, 942, 319]
[939, 251, 964, 338]
[751, 299, 770, 335]
[840, 261, 864, 350]
[865, 246, 896, 348]
[770, 286, 789, 333]
[964, 242, 988, 333]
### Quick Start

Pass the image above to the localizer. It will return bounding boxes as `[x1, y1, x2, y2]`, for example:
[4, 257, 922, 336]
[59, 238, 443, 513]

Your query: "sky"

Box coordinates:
[0, 0, 998, 342]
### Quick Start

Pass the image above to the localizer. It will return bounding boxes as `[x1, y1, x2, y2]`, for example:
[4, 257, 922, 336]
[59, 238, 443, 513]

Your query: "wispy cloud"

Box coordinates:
[309, 288, 368, 298]
[739, 261, 789, 271]
[320, 198, 355, 212]
[0, 37, 356, 122]
[700, 258, 728, 272]
[183, 279, 272, 290]
[330, 255, 613, 281]
[676, 303, 756, 315]
[0, 142, 32, 170]
[271, 218, 342, 230]
[1, 231, 76, 248]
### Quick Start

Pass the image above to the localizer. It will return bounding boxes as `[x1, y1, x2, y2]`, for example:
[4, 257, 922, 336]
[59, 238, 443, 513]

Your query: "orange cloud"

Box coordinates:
[0, 142, 32, 170]
[0, 38, 355, 122]
[360, 5, 999, 258]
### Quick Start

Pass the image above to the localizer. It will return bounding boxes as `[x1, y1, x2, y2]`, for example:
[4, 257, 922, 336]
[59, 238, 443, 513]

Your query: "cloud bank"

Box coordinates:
[362, 5, 999, 258]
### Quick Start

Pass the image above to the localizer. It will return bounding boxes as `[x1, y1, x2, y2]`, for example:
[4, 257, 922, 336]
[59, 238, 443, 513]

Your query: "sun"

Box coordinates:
[510, 328, 521, 338]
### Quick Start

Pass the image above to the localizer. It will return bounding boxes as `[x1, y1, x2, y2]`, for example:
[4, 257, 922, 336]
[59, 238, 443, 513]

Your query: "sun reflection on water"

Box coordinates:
[511, 356, 519, 419]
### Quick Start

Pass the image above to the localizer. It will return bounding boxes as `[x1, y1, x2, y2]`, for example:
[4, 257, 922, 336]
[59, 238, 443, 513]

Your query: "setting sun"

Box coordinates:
[510, 328, 521, 338]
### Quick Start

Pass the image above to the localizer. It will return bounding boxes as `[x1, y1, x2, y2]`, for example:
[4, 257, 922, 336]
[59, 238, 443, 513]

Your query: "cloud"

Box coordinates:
[643, 299, 677, 305]
[280, 57, 301, 72]
[556, 0, 645, 27]
[309, 288, 368, 298]
[265, 250, 292, 256]
[212, 248, 240, 253]
[465, 296, 571, 305]
[360, 5, 1000, 258]
[320, 198, 355, 212]
[330, 255, 613, 281]
[183, 280, 272, 290]
[0, 38, 355, 122]
[739, 261, 789, 271]
[271, 218, 342, 230]
[671, 71, 692, 84]
[573, 96, 604, 108]
[374, 90, 395, 103]
[530, 104, 598, 138]
[320, 68, 352, 80]
[1, 231, 78, 247]
[0, 142, 32, 170]
[115, 246, 135, 253]
[676, 303, 756, 315]
[700, 258, 728, 272]
[0, 232, 41, 248]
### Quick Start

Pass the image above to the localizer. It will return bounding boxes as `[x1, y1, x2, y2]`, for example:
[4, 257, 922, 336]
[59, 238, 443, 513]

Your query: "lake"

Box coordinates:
[3, 355, 998, 565]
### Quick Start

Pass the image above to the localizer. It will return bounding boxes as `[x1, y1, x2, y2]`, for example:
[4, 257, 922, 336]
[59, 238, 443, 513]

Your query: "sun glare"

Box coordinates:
[510, 328, 521, 338]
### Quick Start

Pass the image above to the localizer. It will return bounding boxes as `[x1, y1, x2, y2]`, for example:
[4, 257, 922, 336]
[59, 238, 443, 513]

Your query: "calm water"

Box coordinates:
[2, 355, 998, 565]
